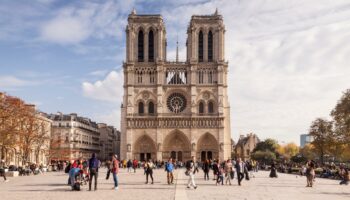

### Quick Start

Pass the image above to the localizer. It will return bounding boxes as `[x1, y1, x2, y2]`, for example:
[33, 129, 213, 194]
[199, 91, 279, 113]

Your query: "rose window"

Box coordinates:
[167, 93, 187, 113]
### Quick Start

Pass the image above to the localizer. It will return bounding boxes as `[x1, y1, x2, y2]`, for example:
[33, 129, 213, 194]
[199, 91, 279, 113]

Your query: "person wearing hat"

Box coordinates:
[111, 154, 120, 190]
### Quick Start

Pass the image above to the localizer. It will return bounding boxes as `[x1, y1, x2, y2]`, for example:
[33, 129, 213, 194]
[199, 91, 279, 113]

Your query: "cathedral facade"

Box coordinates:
[120, 9, 231, 162]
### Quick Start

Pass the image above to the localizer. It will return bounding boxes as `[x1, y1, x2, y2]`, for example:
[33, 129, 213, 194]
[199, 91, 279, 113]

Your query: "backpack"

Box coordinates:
[73, 182, 80, 191]
[65, 164, 71, 173]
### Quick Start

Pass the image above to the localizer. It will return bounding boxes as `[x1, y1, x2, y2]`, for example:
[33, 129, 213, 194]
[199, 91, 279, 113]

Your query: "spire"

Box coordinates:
[176, 35, 179, 63]
[214, 8, 218, 15]
[131, 8, 136, 15]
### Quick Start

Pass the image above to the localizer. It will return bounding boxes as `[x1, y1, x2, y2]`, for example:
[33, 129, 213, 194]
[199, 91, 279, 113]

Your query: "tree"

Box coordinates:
[309, 118, 334, 164]
[251, 150, 276, 164]
[300, 144, 316, 160]
[0, 94, 26, 162]
[253, 138, 279, 154]
[277, 143, 299, 161]
[331, 89, 350, 144]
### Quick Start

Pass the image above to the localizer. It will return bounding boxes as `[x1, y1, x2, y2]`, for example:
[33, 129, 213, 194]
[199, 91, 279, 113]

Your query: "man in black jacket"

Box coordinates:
[235, 157, 245, 186]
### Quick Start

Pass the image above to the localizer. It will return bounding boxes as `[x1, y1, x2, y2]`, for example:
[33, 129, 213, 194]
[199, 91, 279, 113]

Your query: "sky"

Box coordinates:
[1, 0, 350, 145]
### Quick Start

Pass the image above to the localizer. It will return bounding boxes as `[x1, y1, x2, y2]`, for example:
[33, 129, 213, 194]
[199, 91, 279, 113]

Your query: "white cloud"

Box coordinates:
[0, 75, 37, 88]
[161, 0, 350, 144]
[88, 70, 108, 77]
[82, 69, 124, 129]
[41, 16, 91, 44]
[39, 0, 134, 44]
[82, 70, 123, 102]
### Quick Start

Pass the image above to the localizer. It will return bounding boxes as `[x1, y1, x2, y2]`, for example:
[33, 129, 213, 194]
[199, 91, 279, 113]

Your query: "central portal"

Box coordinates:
[163, 130, 191, 161]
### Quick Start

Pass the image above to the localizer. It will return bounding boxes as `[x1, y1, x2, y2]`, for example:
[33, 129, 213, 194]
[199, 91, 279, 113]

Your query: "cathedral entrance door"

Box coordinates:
[177, 151, 183, 161]
[171, 151, 176, 160]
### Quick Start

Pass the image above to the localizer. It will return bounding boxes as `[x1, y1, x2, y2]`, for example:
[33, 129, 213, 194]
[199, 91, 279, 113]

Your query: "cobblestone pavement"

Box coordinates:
[0, 168, 349, 200]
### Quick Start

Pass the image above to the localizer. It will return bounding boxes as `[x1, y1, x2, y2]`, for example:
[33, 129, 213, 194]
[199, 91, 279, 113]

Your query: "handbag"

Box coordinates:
[185, 170, 190, 176]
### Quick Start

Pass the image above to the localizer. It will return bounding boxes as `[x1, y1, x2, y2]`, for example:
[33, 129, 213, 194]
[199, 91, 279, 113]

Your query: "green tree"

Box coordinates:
[251, 150, 276, 164]
[309, 118, 334, 164]
[253, 138, 279, 154]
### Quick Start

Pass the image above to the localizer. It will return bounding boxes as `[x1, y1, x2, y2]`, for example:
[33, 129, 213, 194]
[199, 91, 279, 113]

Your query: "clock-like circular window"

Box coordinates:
[167, 93, 187, 113]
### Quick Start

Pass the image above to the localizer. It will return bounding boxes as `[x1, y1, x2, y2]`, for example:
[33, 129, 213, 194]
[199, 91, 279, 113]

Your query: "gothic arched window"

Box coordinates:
[138, 102, 144, 114]
[208, 31, 213, 62]
[138, 30, 144, 62]
[199, 102, 204, 114]
[148, 101, 155, 114]
[208, 101, 214, 113]
[198, 30, 204, 62]
[148, 30, 154, 62]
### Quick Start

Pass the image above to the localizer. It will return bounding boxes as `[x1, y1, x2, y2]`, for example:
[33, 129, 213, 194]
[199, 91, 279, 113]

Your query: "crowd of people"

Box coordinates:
[2, 154, 349, 191]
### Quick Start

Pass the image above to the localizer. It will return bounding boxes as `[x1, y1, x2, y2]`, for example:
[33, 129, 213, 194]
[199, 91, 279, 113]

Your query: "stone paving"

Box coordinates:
[0, 168, 349, 200]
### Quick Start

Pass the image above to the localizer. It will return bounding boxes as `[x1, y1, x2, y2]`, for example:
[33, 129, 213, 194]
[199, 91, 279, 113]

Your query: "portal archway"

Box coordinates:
[133, 135, 156, 161]
[197, 133, 219, 161]
[163, 130, 191, 161]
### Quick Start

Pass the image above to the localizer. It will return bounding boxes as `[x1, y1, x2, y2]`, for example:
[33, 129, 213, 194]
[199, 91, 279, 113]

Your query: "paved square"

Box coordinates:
[0, 168, 349, 200]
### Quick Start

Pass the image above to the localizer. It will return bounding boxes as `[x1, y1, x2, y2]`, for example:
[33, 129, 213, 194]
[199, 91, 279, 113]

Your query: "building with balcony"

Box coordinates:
[98, 123, 120, 161]
[49, 113, 100, 161]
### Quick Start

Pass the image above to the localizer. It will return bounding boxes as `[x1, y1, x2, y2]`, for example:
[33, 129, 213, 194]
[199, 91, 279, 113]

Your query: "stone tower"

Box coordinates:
[120, 9, 231, 162]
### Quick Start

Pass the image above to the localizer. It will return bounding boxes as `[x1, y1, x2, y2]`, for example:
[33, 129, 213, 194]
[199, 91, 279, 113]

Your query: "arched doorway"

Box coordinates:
[197, 133, 219, 161]
[163, 130, 191, 162]
[133, 135, 156, 161]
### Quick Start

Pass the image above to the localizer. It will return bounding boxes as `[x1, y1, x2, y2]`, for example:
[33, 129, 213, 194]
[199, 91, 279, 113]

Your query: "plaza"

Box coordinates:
[0, 168, 349, 200]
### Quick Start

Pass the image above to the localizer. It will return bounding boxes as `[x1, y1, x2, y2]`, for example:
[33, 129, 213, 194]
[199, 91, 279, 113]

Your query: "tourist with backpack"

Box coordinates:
[88, 153, 100, 191]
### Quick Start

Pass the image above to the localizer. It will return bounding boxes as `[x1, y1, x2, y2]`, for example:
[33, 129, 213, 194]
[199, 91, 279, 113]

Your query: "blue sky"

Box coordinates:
[1, 0, 350, 145]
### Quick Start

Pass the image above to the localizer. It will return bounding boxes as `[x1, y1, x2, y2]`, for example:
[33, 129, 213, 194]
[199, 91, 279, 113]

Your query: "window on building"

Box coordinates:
[199, 102, 204, 114]
[138, 30, 144, 62]
[208, 31, 213, 61]
[208, 71, 213, 83]
[138, 71, 143, 83]
[208, 101, 214, 113]
[198, 71, 204, 84]
[148, 101, 155, 114]
[198, 31, 204, 62]
[138, 102, 144, 114]
[148, 30, 154, 62]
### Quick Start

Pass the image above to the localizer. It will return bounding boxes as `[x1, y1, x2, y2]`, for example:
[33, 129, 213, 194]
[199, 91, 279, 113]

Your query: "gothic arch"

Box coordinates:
[198, 30, 204, 62]
[208, 30, 213, 62]
[197, 132, 219, 161]
[137, 29, 144, 62]
[163, 130, 191, 161]
[133, 134, 157, 161]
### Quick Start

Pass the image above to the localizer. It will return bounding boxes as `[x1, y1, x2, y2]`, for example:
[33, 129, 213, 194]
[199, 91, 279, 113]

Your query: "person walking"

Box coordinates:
[144, 159, 154, 184]
[0, 160, 9, 182]
[225, 159, 233, 185]
[203, 159, 210, 180]
[235, 157, 245, 186]
[88, 153, 100, 191]
[306, 161, 315, 187]
[132, 158, 138, 173]
[127, 159, 132, 173]
[111, 154, 119, 190]
[212, 160, 219, 180]
[186, 156, 197, 189]
[106, 160, 111, 180]
[165, 158, 174, 184]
